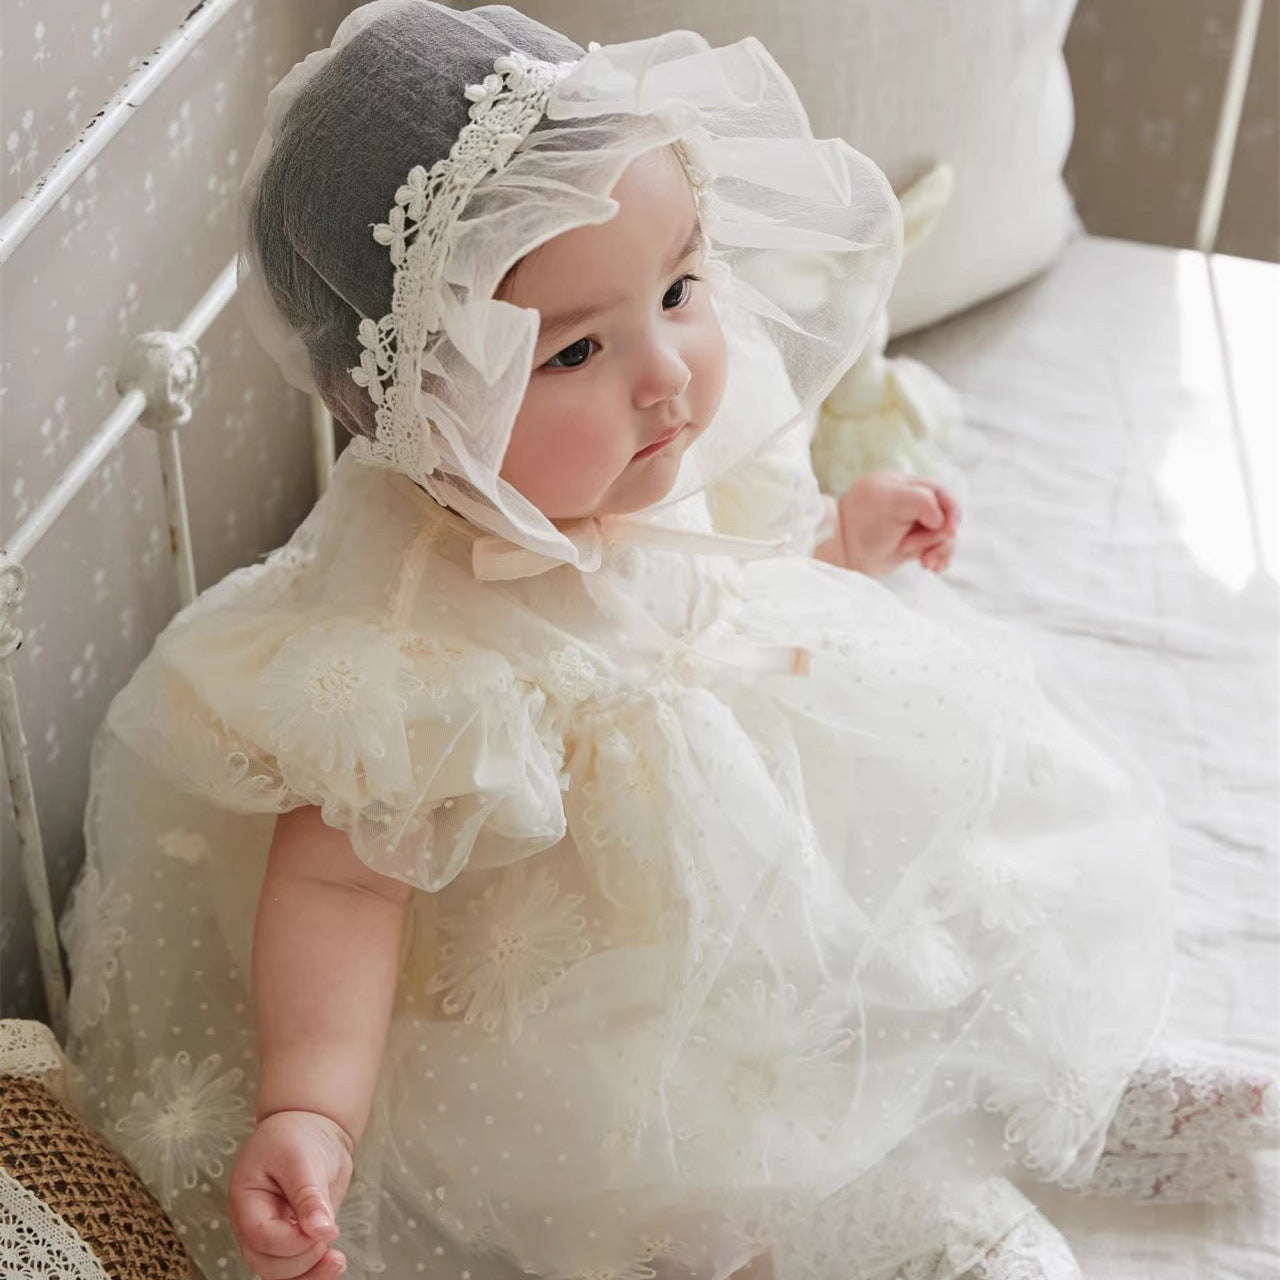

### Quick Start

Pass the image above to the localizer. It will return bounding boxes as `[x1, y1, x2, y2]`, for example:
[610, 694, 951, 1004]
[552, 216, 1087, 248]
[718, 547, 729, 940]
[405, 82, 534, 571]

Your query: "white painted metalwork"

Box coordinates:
[0, 262, 235, 1043]
[1196, 0, 1267, 575]
[5, 259, 237, 569]
[312, 398, 336, 497]
[1195, 0, 1264, 256]
[0, 554, 67, 1043]
[0, 0, 245, 265]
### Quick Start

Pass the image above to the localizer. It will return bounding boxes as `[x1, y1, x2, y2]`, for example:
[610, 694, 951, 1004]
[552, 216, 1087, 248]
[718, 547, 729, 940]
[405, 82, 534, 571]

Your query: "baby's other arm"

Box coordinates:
[252, 804, 412, 1146]
[814, 470, 960, 577]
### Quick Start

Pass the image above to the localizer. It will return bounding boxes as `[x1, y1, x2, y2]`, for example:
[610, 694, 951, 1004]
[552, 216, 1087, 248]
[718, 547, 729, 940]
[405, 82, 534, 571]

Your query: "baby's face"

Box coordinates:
[496, 145, 727, 521]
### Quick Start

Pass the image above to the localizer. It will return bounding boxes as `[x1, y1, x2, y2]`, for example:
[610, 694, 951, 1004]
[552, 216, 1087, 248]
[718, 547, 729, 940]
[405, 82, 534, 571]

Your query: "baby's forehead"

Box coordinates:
[496, 145, 701, 312]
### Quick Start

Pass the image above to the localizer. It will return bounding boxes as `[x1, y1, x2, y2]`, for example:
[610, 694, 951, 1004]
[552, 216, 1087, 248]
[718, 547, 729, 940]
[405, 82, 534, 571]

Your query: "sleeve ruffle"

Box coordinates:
[106, 612, 567, 892]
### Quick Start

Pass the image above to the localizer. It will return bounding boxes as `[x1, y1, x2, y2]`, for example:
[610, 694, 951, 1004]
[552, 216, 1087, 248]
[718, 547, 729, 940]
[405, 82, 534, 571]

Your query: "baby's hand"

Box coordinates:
[829, 470, 960, 577]
[227, 1110, 353, 1279]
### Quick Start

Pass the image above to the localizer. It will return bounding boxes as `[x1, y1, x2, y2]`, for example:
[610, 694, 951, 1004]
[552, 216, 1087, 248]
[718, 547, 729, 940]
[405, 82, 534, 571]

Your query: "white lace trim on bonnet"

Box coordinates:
[236, 2, 903, 578]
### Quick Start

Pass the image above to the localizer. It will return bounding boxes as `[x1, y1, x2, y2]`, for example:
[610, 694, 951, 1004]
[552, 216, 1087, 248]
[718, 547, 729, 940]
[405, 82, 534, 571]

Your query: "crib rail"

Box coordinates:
[0, 0, 244, 266]
[0, 0, 1264, 1047]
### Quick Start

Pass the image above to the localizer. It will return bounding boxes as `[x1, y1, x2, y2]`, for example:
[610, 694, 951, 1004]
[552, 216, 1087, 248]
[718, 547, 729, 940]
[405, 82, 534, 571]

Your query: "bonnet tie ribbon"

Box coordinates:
[473, 517, 814, 680]
[471, 515, 795, 582]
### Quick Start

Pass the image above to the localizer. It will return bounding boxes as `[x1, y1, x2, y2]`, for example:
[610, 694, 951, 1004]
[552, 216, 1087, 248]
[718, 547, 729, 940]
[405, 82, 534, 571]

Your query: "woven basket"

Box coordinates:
[0, 1018, 198, 1280]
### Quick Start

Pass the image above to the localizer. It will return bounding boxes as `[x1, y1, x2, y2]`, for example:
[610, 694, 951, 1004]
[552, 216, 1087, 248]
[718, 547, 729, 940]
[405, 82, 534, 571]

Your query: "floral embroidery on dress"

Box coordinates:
[113, 1050, 253, 1207]
[156, 828, 209, 865]
[673, 980, 859, 1178]
[565, 1262, 656, 1280]
[578, 729, 662, 864]
[545, 646, 613, 704]
[637, 1231, 694, 1268]
[427, 861, 591, 1039]
[939, 839, 1078, 935]
[866, 904, 972, 1009]
[979, 981, 1116, 1181]
[58, 864, 131, 1035]
[257, 619, 424, 776]
[330, 1174, 388, 1276]
[401, 635, 462, 700]
[689, 979, 857, 1120]
[165, 704, 285, 809]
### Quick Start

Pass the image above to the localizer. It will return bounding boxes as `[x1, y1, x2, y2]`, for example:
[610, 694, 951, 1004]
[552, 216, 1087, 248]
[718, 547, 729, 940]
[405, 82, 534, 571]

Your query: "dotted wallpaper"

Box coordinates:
[1066, 0, 1279, 262]
[1, 0, 356, 1023]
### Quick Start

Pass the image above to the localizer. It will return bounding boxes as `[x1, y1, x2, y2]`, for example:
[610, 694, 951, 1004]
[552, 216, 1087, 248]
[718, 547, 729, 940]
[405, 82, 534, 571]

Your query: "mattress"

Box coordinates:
[891, 233, 1279, 1278]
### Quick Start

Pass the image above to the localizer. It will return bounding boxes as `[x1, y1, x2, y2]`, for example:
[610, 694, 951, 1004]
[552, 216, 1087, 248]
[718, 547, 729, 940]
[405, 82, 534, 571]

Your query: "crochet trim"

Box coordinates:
[347, 46, 590, 483]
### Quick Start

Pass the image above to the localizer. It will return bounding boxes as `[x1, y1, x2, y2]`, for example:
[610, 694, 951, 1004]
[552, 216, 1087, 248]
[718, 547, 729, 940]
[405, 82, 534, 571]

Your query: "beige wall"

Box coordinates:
[1066, 0, 1279, 262]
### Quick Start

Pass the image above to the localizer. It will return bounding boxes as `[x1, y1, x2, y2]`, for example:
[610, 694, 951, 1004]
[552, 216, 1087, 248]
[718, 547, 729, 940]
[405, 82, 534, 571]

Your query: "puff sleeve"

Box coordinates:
[105, 610, 567, 893]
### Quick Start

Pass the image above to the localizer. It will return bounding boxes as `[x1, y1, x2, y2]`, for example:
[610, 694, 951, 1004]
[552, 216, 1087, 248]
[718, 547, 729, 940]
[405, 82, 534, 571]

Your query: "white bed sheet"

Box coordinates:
[891, 234, 1279, 1278]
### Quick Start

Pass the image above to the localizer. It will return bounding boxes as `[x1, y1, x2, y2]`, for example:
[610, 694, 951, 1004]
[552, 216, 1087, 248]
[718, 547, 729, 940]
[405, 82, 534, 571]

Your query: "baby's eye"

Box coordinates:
[663, 273, 700, 310]
[541, 275, 702, 371]
[544, 337, 596, 370]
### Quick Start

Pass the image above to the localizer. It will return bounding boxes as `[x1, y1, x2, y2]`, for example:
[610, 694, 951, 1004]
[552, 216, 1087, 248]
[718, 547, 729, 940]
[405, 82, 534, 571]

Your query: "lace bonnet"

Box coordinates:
[236, 0, 903, 574]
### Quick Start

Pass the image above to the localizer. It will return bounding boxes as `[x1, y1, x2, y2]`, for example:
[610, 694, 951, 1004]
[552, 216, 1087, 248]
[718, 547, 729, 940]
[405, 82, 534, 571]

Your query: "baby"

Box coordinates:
[228, 140, 962, 1280]
[56, 6, 1276, 1280]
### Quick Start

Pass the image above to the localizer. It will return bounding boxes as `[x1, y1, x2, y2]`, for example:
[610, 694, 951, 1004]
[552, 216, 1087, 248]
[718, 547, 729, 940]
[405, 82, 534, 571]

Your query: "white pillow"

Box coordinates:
[499, 0, 1083, 338]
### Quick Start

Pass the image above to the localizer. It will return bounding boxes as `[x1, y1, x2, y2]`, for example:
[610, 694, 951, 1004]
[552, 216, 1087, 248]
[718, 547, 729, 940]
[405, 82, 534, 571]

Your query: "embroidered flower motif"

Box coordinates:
[330, 1174, 388, 1276]
[979, 981, 1116, 1179]
[673, 981, 859, 1179]
[402, 635, 462, 700]
[940, 838, 1078, 935]
[866, 904, 972, 1009]
[166, 705, 285, 809]
[638, 1231, 694, 1267]
[687, 979, 857, 1121]
[427, 861, 591, 1039]
[58, 863, 132, 1034]
[371, 203, 411, 267]
[581, 727, 660, 830]
[545, 646, 608, 703]
[394, 162, 432, 220]
[156, 828, 209, 865]
[114, 1050, 253, 1207]
[349, 317, 395, 407]
[257, 620, 424, 778]
[571, 1264, 657, 1280]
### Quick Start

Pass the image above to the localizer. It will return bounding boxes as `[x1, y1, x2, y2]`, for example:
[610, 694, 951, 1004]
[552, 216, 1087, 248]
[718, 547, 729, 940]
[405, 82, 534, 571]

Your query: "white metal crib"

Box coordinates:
[0, 0, 1265, 1059]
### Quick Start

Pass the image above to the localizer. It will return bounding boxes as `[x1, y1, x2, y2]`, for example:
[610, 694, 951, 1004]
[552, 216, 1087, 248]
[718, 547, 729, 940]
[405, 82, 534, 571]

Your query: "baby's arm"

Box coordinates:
[253, 804, 412, 1146]
[814, 470, 960, 577]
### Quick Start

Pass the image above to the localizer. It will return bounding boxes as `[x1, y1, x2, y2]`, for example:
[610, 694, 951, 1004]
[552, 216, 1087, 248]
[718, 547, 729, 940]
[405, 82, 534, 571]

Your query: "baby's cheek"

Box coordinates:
[503, 392, 628, 518]
[694, 316, 729, 426]
[557, 420, 629, 502]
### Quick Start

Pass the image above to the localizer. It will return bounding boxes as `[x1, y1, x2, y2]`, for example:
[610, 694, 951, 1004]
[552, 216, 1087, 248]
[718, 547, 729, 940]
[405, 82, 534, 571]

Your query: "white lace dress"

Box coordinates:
[57, 432, 1175, 1280]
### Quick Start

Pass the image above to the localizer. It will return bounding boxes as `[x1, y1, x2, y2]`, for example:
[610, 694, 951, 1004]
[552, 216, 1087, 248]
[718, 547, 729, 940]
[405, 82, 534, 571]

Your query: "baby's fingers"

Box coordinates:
[239, 1230, 342, 1280]
[892, 481, 945, 531]
[231, 1189, 341, 1277]
[912, 477, 961, 535]
[921, 539, 954, 573]
[262, 1242, 346, 1280]
[898, 523, 946, 557]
